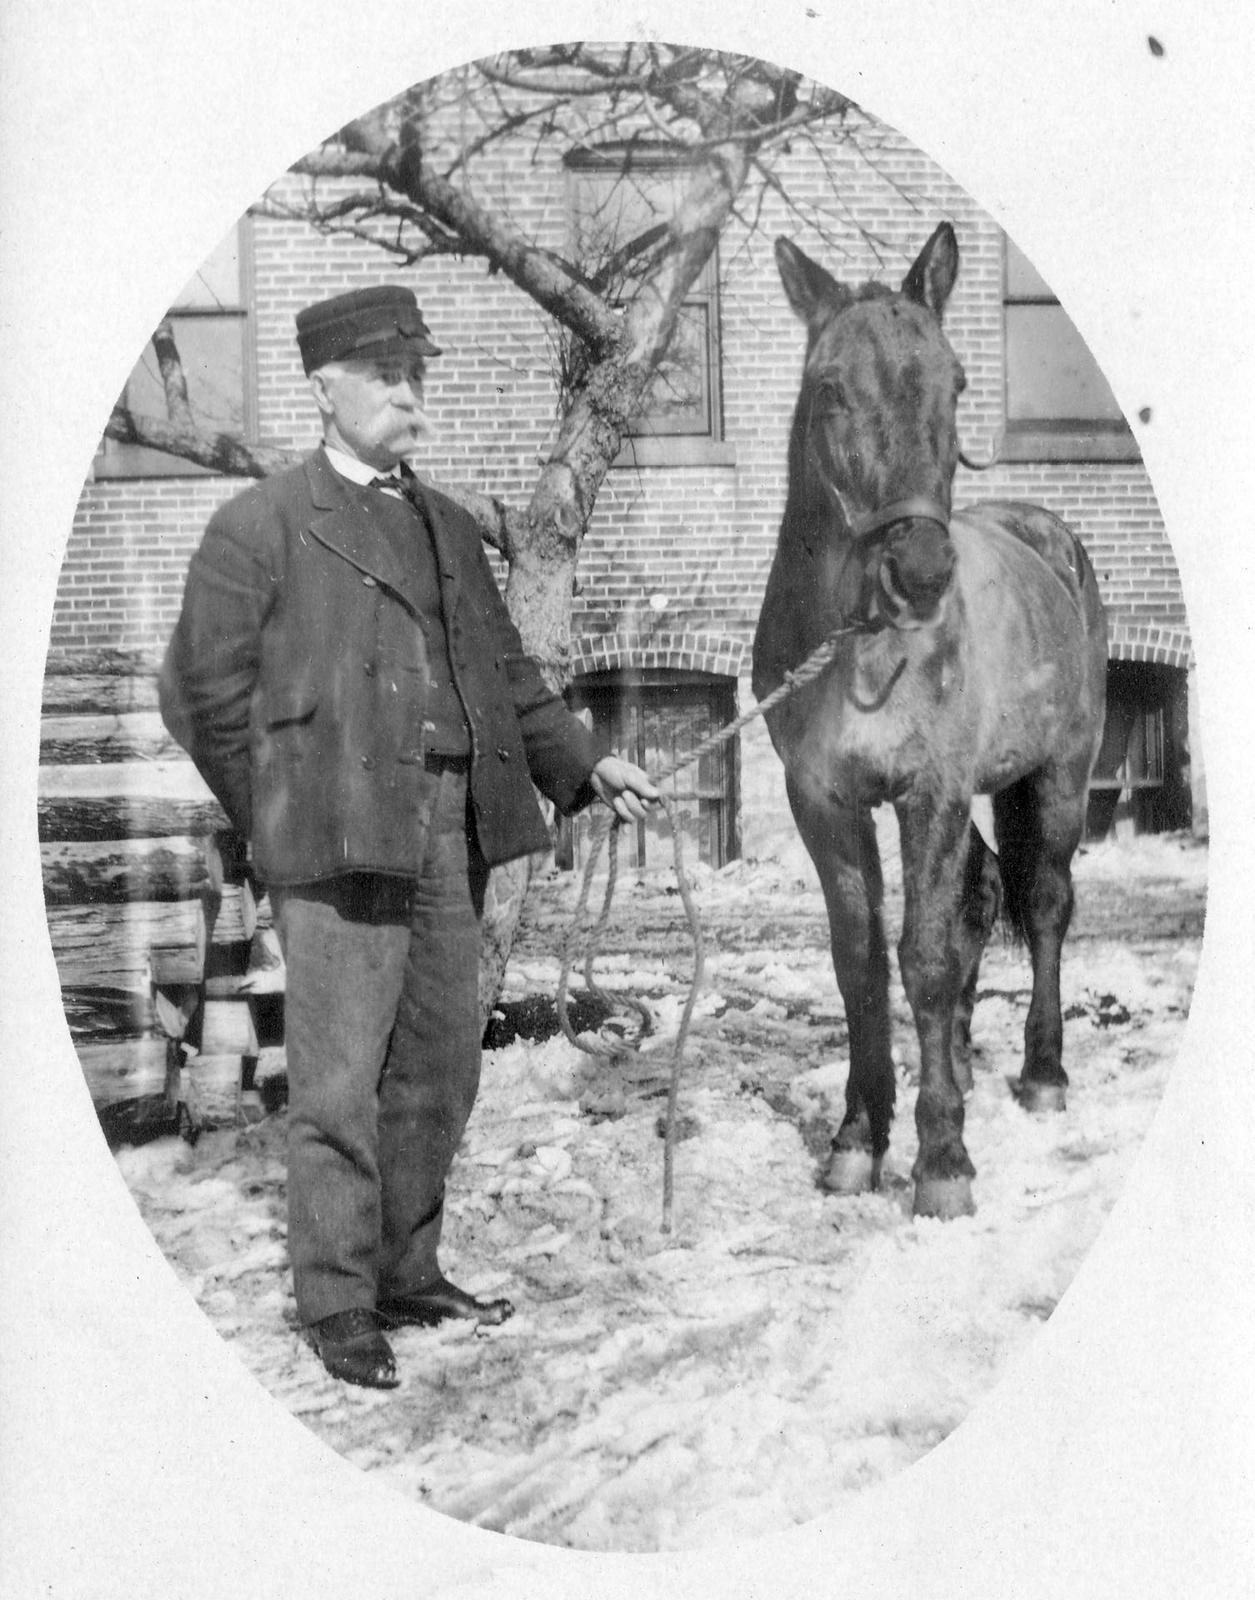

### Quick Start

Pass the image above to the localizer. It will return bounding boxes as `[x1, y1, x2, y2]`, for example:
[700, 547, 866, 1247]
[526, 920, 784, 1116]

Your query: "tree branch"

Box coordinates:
[104, 408, 522, 556]
[151, 320, 195, 431]
[104, 408, 296, 477]
[318, 118, 623, 358]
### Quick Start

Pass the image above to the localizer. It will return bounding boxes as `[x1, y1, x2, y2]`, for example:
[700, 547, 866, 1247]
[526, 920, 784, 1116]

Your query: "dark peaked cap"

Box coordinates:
[296, 285, 442, 375]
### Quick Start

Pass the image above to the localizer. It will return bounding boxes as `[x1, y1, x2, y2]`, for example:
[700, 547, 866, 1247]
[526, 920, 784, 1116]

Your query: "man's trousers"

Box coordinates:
[271, 769, 488, 1325]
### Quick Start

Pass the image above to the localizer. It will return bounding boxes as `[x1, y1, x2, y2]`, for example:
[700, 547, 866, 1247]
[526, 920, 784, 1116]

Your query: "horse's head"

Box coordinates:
[776, 224, 965, 626]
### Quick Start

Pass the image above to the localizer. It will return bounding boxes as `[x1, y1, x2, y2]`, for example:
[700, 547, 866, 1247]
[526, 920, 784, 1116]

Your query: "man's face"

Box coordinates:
[310, 354, 432, 470]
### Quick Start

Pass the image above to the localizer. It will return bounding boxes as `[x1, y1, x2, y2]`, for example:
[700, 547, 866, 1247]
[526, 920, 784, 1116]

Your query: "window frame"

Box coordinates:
[565, 146, 730, 469]
[1001, 234, 1140, 464]
[94, 217, 258, 480]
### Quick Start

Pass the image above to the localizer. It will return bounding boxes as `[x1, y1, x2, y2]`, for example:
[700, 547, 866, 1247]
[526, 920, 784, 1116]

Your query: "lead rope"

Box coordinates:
[556, 620, 863, 1232]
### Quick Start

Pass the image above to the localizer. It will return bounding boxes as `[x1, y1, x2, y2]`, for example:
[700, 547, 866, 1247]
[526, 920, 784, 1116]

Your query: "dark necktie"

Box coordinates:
[370, 467, 426, 515]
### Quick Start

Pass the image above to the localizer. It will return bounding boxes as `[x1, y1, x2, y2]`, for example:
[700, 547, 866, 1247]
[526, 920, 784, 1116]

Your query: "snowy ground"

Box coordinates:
[111, 826, 1205, 1553]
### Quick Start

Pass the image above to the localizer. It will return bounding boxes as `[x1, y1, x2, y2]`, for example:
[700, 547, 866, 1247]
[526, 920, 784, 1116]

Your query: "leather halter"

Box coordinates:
[850, 494, 951, 541]
[804, 395, 951, 543]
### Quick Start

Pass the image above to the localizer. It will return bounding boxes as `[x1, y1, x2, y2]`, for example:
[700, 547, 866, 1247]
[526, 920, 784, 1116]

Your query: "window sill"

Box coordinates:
[611, 436, 738, 469]
[999, 425, 1142, 464]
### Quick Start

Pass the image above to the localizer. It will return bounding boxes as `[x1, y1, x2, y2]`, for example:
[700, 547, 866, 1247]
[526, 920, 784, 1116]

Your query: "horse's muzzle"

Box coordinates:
[879, 523, 956, 621]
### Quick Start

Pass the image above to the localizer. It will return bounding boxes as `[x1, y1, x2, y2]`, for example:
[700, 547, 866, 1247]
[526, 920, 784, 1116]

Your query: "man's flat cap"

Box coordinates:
[295, 285, 442, 374]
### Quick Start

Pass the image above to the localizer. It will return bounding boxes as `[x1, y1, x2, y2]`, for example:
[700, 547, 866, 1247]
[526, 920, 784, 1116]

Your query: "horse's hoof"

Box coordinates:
[913, 1175, 975, 1220]
[821, 1146, 878, 1194]
[1014, 1077, 1067, 1114]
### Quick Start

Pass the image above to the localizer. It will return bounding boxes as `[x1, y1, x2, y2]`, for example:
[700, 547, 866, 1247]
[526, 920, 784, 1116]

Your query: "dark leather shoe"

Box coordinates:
[377, 1275, 514, 1329]
[307, 1308, 399, 1389]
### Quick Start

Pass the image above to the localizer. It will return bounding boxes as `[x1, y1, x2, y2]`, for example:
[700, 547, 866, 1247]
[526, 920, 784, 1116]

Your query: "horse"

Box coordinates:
[752, 223, 1108, 1220]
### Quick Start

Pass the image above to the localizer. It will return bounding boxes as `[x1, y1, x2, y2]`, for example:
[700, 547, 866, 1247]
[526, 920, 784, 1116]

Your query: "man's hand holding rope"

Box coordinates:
[590, 755, 660, 823]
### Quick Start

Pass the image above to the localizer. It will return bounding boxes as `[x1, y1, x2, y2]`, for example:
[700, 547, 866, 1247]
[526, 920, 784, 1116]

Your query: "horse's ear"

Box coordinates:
[775, 237, 850, 324]
[902, 223, 959, 317]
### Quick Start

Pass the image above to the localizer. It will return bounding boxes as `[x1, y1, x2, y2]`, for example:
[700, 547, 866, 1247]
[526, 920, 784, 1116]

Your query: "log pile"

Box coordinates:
[40, 650, 287, 1143]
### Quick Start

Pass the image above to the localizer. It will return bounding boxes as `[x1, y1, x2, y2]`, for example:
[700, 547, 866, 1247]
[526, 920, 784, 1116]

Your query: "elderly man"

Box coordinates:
[161, 285, 656, 1389]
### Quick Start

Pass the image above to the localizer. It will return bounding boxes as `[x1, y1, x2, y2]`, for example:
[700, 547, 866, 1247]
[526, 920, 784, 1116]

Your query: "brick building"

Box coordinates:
[49, 98, 1199, 868]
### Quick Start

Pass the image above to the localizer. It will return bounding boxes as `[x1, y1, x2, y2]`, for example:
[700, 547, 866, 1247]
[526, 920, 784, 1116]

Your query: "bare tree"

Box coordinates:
[104, 44, 865, 1012]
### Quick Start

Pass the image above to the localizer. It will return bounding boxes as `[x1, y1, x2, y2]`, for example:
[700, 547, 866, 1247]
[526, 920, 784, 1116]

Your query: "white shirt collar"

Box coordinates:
[322, 443, 401, 487]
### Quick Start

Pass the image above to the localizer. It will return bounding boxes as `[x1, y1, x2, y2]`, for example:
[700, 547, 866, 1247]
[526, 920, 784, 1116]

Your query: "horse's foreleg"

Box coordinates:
[789, 787, 894, 1195]
[895, 796, 978, 1218]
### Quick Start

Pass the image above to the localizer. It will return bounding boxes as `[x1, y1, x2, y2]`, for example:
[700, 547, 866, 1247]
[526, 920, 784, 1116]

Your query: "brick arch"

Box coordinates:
[570, 630, 745, 680]
[1105, 620, 1193, 670]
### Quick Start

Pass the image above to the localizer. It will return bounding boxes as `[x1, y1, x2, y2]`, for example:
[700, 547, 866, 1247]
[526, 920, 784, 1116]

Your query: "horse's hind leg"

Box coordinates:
[993, 769, 1087, 1113]
[787, 782, 895, 1194]
[951, 826, 1002, 1096]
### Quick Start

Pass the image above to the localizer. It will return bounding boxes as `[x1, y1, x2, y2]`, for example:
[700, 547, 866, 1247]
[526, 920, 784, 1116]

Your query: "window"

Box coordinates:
[1002, 236, 1138, 462]
[567, 149, 727, 465]
[96, 220, 256, 477]
[560, 671, 739, 870]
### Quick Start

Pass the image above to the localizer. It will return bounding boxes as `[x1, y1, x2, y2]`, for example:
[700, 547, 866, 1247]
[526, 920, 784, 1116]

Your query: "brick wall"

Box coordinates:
[50, 103, 1187, 682]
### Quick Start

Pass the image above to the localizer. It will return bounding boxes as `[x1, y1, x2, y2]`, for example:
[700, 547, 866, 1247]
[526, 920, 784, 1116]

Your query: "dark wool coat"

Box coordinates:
[160, 448, 602, 885]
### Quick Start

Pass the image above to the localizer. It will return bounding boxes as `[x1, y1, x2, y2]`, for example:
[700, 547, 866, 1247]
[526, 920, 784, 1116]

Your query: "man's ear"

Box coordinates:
[308, 368, 335, 418]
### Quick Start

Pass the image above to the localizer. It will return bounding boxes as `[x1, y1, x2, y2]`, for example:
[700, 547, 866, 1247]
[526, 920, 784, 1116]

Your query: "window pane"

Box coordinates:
[124, 315, 247, 433]
[1006, 304, 1124, 424]
[638, 302, 711, 435]
[573, 168, 671, 273]
[173, 229, 242, 309]
[1004, 237, 1053, 299]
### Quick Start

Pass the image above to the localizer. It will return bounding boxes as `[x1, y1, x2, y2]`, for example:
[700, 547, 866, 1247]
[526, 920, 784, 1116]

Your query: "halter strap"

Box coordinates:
[850, 495, 951, 541]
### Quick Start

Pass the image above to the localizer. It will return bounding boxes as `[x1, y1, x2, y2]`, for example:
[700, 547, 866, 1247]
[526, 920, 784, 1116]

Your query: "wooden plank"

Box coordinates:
[40, 710, 184, 766]
[41, 836, 213, 904]
[38, 795, 228, 843]
[199, 998, 259, 1057]
[180, 1055, 259, 1132]
[74, 1040, 260, 1137]
[38, 758, 216, 801]
[47, 900, 209, 990]
[41, 667, 162, 717]
[44, 648, 162, 677]
[37, 759, 228, 842]
[76, 1037, 175, 1105]
[61, 983, 155, 1042]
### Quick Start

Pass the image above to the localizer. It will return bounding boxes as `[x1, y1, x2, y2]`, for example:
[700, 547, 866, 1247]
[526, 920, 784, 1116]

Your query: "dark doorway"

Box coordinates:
[1087, 661, 1191, 838]
[561, 669, 740, 870]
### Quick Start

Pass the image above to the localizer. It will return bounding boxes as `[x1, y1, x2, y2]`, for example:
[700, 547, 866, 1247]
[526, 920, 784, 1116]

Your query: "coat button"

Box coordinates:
[496, 746, 511, 761]
[363, 661, 377, 677]
[360, 755, 375, 770]
[362, 575, 378, 587]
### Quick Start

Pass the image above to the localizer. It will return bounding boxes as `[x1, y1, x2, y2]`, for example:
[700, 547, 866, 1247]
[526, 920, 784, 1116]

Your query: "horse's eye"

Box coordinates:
[815, 374, 846, 409]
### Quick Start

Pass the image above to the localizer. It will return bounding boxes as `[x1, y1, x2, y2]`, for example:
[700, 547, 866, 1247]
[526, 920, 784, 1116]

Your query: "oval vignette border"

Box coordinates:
[1, 4, 1252, 1599]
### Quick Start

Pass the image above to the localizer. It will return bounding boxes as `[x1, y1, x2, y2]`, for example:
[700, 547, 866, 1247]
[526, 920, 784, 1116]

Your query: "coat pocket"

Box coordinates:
[261, 686, 319, 731]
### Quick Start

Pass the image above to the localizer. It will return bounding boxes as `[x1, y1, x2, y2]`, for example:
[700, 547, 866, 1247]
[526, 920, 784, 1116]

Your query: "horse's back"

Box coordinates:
[954, 500, 1089, 605]
[951, 500, 1108, 787]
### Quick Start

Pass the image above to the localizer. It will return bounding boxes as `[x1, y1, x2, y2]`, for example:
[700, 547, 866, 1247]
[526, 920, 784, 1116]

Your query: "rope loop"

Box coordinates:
[554, 619, 859, 1232]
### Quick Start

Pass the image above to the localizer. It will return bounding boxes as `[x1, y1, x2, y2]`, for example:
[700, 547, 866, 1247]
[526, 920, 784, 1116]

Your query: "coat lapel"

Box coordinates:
[303, 448, 431, 616]
[420, 486, 464, 621]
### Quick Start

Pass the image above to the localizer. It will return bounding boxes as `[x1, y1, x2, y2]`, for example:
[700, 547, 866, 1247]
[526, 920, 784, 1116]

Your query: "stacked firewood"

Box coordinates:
[39, 650, 287, 1143]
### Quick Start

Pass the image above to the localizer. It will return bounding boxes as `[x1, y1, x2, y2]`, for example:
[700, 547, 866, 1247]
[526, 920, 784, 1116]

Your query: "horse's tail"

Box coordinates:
[990, 777, 1040, 946]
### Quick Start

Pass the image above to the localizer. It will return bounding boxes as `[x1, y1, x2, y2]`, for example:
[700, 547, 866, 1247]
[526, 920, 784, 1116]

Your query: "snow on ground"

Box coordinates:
[112, 828, 1205, 1553]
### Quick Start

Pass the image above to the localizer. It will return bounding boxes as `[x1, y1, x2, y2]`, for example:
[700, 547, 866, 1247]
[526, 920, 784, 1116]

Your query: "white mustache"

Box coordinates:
[404, 408, 437, 441]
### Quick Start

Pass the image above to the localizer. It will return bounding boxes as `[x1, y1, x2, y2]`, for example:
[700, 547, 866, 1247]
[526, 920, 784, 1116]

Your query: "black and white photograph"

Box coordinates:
[2, 4, 1252, 1597]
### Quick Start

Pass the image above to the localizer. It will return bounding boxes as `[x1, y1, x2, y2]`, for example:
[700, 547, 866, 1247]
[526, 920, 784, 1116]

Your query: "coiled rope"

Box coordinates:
[556, 620, 862, 1232]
